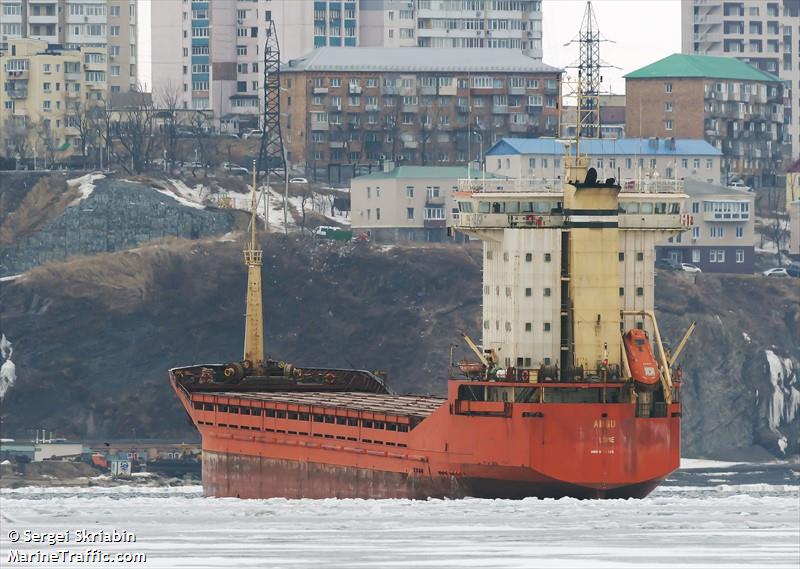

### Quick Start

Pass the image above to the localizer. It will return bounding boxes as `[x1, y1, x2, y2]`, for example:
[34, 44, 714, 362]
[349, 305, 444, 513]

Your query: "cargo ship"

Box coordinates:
[170, 148, 694, 499]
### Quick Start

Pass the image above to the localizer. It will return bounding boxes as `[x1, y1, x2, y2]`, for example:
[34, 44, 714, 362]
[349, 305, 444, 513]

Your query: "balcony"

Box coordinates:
[313, 87, 328, 94]
[509, 86, 526, 95]
[348, 84, 361, 94]
[365, 104, 379, 111]
[7, 89, 28, 99]
[5, 69, 28, 80]
[510, 123, 528, 133]
[328, 141, 345, 148]
[492, 105, 509, 114]
[311, 121, 329, 131]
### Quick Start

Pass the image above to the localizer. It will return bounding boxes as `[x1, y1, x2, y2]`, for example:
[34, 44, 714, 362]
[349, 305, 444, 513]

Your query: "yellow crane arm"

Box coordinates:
[669, 321, 696, 368]
[460, 331, 489, 367]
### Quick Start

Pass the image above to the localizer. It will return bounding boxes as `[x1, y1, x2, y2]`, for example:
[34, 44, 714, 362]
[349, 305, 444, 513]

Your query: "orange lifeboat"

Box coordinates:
[623, 329, 660, 390]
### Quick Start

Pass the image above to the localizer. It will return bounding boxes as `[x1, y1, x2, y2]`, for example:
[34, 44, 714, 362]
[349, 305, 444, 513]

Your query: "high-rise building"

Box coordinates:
[681, 0, 800, 164]
[0, 0, 138, 94]
[140, 0, 360, 131]
[0, 37, 108, 160]
[625, 54, 784, 187]
[359, 0, 543, 58]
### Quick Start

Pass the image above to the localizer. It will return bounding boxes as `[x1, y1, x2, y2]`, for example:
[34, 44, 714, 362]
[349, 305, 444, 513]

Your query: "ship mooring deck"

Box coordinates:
[214, 391, 447, 421]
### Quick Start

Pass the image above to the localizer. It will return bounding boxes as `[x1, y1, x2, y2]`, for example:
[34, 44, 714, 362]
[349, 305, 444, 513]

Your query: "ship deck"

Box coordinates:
[213, 391, 446, 421]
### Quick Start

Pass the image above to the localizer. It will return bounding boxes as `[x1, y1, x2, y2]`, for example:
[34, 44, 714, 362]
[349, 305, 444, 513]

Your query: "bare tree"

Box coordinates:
[1, 117, 31, 165]
[298, 181, 313, 234]
[111, 89, 158, 174]
[67, 98, 102, 166]
[33, 119, 59, 169]
[188, 111, 213, 176]
[760, 187, 790, 265]
[156, 83, 183, 170]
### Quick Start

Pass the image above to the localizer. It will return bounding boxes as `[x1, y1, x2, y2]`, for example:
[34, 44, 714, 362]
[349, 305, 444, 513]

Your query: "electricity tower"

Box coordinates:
[257, 19, 287, 185]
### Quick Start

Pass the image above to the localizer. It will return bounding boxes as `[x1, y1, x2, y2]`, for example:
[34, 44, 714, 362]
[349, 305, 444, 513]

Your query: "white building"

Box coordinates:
[359, 0, 543, 58]
[140, 0, 360, 130]
[681, 0, 800, 166]
[485, 138, 723, 185]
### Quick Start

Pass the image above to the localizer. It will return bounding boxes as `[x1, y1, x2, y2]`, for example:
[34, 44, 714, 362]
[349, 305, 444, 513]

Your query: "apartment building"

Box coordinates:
[788, 156, 800, 205]
[561, 94, 626, 139]
[359, 0, 543, 58]
[0, 0, 137, 94]
[0, 37, 107, 160]
[486, 137, 723, 184]
[681, 0, 800, 169]
[625, 53, 784, 188]
[281, 47, 561, 175]
[656, 179, 755, 274]
[789, 198, 799, 258]
[351, 164, 481, 242]
[141, 0, 359, 131]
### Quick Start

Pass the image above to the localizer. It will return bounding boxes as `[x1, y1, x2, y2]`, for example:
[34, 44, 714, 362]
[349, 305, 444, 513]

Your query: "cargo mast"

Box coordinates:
[243, 162, 265, 365]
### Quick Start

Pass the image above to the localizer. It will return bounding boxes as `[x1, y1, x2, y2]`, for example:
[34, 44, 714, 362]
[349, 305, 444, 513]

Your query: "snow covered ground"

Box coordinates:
[1, 469, 798, 568]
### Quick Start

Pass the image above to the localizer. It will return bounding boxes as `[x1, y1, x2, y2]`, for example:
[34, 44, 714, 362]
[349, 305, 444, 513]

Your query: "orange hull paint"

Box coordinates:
[172, 375, 681, 499]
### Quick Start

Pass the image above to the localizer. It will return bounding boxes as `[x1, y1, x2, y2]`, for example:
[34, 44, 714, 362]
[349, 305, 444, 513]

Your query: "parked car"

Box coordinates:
[762, 267, 789, 277]
[242, 129, 264, 140]
[786, 263, 800, 278]
[655, 258, 681, 271]
[726, 181, 752, 192]
[223, 162, 249, 175]
[220, 132, 240, 138]
[289, 177, 308, 184]
[680, 263, 702, 273]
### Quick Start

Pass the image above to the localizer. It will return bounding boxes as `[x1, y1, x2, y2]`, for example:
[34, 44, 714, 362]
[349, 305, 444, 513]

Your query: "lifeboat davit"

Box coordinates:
[623, 329, 660, 390]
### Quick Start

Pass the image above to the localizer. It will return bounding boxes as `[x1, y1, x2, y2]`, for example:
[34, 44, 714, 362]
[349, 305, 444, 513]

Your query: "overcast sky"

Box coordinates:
[543, 0, 682, 94]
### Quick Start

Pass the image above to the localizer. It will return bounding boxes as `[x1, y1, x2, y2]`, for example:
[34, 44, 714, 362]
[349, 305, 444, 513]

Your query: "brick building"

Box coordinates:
[281, 47, 561, 178]
[625, 53, 784, 188]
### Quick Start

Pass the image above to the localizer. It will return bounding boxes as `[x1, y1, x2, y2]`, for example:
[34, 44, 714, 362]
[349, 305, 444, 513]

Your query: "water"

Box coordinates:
[1, 465, 797, 568]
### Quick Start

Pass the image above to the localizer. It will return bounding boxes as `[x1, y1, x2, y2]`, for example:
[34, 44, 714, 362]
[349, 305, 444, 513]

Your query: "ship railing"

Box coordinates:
[457, 177, 562, 194]
[620, 178, 685, 194]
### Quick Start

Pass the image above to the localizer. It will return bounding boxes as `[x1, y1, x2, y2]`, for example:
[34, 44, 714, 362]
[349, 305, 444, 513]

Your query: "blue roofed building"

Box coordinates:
[485, 137, 723, 184]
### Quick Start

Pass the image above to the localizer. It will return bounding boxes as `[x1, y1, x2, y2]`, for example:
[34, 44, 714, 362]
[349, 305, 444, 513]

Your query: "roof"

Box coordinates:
[624, 54, 781, 82]
[787, 158, 800, 173]
[683, 178, 754, 199]
[354, 165, 482, 181]
[486, 138, 722, 157]
[285, 47, 561, 74]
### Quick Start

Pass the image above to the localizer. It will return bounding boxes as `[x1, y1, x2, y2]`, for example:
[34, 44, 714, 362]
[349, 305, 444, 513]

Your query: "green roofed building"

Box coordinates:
[624, 53, 784, 188]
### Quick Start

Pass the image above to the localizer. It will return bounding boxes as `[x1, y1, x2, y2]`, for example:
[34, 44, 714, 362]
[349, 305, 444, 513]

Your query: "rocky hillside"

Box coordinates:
[0, 232, 797, 459]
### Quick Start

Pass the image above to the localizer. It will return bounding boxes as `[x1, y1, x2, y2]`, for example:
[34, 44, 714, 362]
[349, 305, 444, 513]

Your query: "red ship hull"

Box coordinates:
[172, 374, 680, 499]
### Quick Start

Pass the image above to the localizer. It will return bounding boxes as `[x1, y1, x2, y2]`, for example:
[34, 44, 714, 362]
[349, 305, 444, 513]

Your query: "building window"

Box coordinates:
[665, 82, 672, 93]
[710, 226, 724, 238]
[525, 288, 532, 297]
[525, 253, 532, 262]
[544, 253, 551, 262]
[692, 226, 700, 239]
[637, 252, 644, 261]
[692, 250, 701, 263]
[692, 202, 699, 214]
[543, 323, 551, 332]
[735, 250, 744, 263]
[665, 120, 673, 130]
[710, 249, 725, 263]
[736, 226, 744, 238]
[405, 186, 414, 198]
[619, 287, 625, 296]
[376, 208, 381, 221]
[406, 207, 414, 220]
[618, 252, 624, 261]
[544, 288, 551, 297]
[665, 102, 673, 112]
[525, 322, 532, 332]
[636, 287, 644, 296]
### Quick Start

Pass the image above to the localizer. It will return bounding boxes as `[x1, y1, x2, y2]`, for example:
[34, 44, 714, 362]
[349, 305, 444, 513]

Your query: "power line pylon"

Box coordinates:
[559, 1, 616, 141]
[257, 19, 287, 187]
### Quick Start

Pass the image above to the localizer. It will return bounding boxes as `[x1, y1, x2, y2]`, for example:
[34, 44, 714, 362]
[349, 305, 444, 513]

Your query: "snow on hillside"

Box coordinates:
[67, 173, 105, 205]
